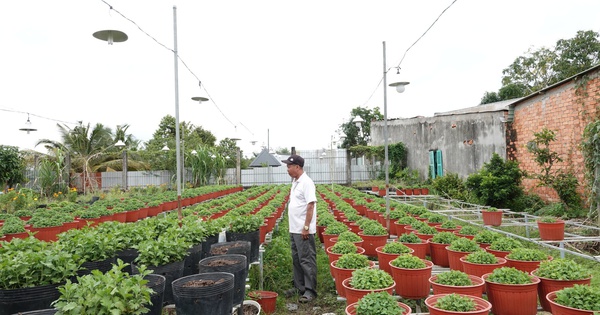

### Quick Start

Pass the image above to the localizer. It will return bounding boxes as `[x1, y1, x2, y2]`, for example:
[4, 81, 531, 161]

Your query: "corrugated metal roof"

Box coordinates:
[432, 98, 520, 117]
[249, 148, 282, 167]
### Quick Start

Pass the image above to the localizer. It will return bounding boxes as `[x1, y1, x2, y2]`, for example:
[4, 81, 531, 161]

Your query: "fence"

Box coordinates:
[20, 149, 380, 192]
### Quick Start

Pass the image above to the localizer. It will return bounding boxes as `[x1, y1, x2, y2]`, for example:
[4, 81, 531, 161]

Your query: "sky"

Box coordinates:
[1, 0, 600, 158]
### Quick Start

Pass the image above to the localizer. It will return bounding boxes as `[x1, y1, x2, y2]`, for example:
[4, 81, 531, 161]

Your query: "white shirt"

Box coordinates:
[288, 172, 317, 234]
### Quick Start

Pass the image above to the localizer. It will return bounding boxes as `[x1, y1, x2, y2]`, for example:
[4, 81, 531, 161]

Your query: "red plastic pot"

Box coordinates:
[342, 277, 395, 306]
[532, 269, 591, 312]
[425, 294, 492, 315]
[249, 290, 278, 314]
[345, 301, 411, 315]
[546, 291, 596, 315]
[460, 257, 507, 278]
[482, 273, 540, 315]
[429, 274, 485, 297]
[375, 245, 413, 276]
[390, 259, 433, 299]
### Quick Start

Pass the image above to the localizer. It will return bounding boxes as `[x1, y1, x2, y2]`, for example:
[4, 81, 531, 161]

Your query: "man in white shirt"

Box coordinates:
[281, 154, 317, 303]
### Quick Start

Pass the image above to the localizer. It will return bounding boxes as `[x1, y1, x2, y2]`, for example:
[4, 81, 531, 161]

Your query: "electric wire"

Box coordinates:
[100, 0, 238, 129]
[0, 108, 79, 125]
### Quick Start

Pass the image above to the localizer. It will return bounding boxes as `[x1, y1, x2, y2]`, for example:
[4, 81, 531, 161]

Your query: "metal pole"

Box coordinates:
[173, 6, 183, 220]
[122, 150, 128, 190]
[383, 41, 390, 232]
[330, 135, 334, 192]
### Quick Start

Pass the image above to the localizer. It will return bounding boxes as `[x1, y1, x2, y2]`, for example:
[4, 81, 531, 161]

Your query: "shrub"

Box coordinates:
[381, 242, 411, 254]
[554, 284, 600, 311]
[440, 221, 459, 229]
[330, 241, 358, 255]
[448, 238, 480, 253]
[361, 221, 388, 236]
[324, 221, 348, 235]
[489, 237, 522, 252]
[465, 153, 524, 209]
[486, 267, 533, 284]
[391, 254, 426, 269]
[506, 248, 549, 261]
[464, 250, 498, 264]
[458, 225, 480, 236]
[533, 258, 591, 280]
[335, 253, 370, 270]
[434, 270, 473, 286]
[349, 268, 394, 290]
[473, 230, 502, 244]
[337, 231, 362, 243]
[431, 231, 459, 244]
[434, 293, 476, 312]
[398, 232, 421, 244]
[356, 291, 405, 315]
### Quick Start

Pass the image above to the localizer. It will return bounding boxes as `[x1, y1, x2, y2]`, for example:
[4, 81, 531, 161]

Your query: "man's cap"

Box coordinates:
[281, 154, 304, 167]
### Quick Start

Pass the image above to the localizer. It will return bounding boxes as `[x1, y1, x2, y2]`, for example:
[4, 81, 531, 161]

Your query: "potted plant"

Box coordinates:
[460, 250, 507, 278]
[323, 221, 349, 250]
[482, 267, 540, 315]
[26, 211, 64, 242]
[342, 268, 395, 305]
[327, 241, 365, 276]
[429, 270, 485, 297]
[446, 238, 481, 271]
[435, 220, 461, 233]
[345, 291, 411, 315]
[532, 258, 592, 312]
[357, 220, 388, 258]
[472, 230, 502, 249]
[0, 216, 29, 242]
[429, 231, 459, 267]
[56, 227, 119, 276]
[398, 232, 428, 259]
[52, 260, 154, 315]
[546, 284, 600, 315]
[226, 215, 263, 263]
[389, 254, 433, 299]
[333, 231, 364, 248]
[485, 237, 522, 258]
[455, 225, 479, 240]
[172, 272, 236, 315]
[0, 237, 81, 314]
[537, 216, 565, 241]
[425, 293, 492, 315]
[394, 216, 418, 236]
[375, 241, 413, 275]
[505, 247, 552, 273]
[331, 253, 373, 298]
[481, 207, 502, 226]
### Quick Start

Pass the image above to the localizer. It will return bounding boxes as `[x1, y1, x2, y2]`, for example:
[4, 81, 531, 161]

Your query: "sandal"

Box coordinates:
[283, 288, 300, 298]
[299, 293, 315, 303]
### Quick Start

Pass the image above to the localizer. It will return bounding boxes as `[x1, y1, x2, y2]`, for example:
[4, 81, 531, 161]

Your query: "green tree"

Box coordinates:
[339, 106, 384, 154]
[466, 153, 524, 209]
[0, 146, 26, 190]
[481, 30, 600, 104]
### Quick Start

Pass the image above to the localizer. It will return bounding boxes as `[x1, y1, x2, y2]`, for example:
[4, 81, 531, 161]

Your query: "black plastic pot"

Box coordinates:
[226, 230, 259, 263]
[116, 248, 140, 274]
[133, 260, 184, 306]
[77, 256, 117, 277]
[172, 272, 235, 315]
[0, 283, 62, 315]
[10, 309, 57, 315]
[183, 243, 203, 277]
[198, 254, 248, 307]
[210, 241, 251, 259]
[200, 234, 220, 260]
[143, 274, 166, 315]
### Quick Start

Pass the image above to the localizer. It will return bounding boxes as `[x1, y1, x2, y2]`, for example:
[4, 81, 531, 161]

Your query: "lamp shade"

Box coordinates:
[19, 116, 37, 134]
[161, 145, 170, 152]
[389, 81, 410, 93]
[115, 140, 126, 148]
[92, 30, 128, 45]
[353, 116, 365, 127]
[191, 96, 209, 103]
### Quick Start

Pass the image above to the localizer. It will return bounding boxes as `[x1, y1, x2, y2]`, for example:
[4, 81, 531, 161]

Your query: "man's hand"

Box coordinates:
[301, 229, 309, 240]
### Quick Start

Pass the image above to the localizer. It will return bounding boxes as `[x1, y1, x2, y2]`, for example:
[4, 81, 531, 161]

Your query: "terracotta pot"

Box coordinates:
[330, 260, 375, 298]
[125, 209, 140, 222]
[429, 274, 485, 297]
[429, 241, 451, 267]
[357, 232, 388, 257]
[482, 210, 503, 226]
[538, 220, 565, 241]
[506, 255, 553, 274]
[30, 225, 62, 242]
[326, 246, 366, 277]
[390, 259, 433, 299]
[317, 225, 326, 244]
[482, 273, 540, 315]
[546, 291, 595, 315]
[460, 257, 507, 278]
[345, 301, 411, 315]
[3, 231, 30, 242]
[322, 233, 337, 250]
[532, 270, 591, 312]
[342, 277, 395, 306]
[454, 232, 475, 240]
[425, 293, 492, 315]
[401, 240, 429, 259]
[375, 245, 414, 276]
[484, 245, 510, 259]
[394, 222, 412, 236]
[445, 247, 474, 272]
[434, 225, 461, 233]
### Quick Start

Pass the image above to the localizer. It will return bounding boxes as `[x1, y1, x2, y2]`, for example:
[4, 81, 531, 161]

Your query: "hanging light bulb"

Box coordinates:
[19, 114, 37, 134]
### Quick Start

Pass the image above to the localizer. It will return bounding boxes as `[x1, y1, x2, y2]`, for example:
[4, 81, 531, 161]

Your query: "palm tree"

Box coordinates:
[37, 122, 122, 194]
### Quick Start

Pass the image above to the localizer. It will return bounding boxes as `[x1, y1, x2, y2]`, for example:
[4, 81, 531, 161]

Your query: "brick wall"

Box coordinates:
[510, 70, 600, 202]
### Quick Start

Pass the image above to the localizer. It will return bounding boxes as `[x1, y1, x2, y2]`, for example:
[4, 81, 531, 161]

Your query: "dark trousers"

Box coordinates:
[290, 233, 317, 297]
